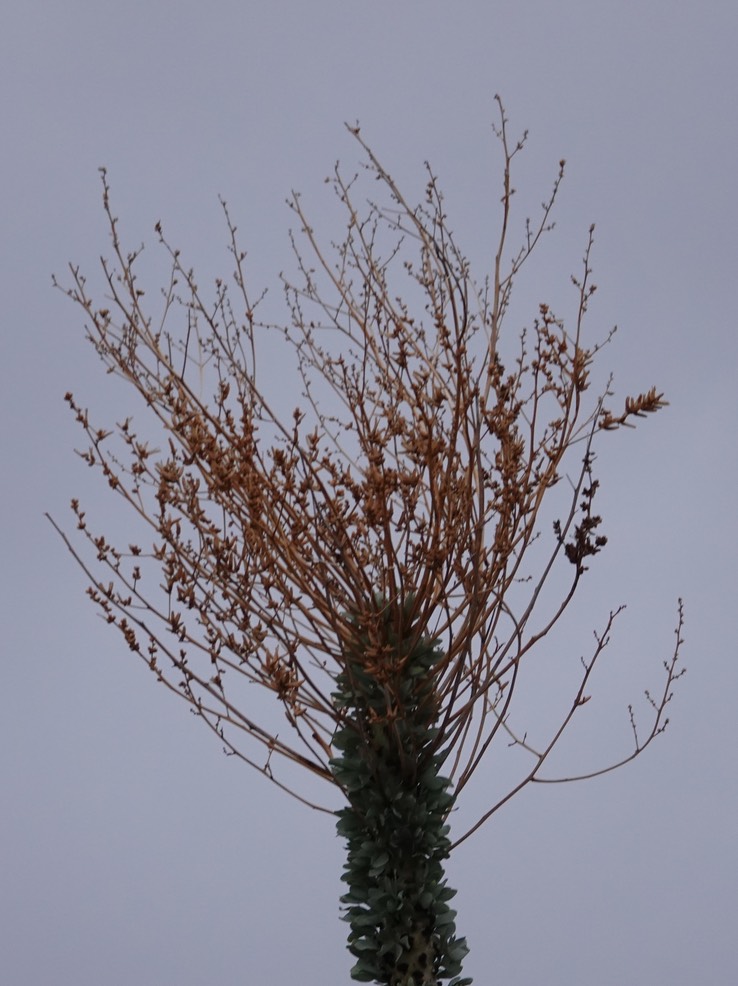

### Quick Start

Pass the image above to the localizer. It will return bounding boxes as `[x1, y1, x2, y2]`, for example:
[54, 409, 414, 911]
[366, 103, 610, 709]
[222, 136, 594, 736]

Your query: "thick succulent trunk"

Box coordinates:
[330, 600, 471, 986]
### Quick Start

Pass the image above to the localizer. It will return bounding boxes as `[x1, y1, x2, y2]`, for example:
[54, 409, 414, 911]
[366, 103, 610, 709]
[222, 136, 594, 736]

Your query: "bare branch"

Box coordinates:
[51, 100, 683, 832]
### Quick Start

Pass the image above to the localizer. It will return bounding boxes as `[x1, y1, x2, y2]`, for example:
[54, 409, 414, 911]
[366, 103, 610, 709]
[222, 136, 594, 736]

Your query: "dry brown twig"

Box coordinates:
[49, 97, 684, 840]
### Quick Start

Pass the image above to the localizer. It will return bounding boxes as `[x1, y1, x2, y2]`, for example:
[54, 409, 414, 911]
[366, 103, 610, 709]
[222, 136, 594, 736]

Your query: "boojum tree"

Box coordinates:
[50, 100, 684, 986]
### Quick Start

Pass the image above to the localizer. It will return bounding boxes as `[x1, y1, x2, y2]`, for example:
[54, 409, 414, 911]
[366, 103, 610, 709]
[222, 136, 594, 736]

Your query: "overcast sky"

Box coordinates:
[2, 2, 737, 984]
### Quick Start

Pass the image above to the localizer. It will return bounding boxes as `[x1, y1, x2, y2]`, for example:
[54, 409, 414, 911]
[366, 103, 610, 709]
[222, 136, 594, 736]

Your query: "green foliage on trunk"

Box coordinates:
[331, 600, 471, 986]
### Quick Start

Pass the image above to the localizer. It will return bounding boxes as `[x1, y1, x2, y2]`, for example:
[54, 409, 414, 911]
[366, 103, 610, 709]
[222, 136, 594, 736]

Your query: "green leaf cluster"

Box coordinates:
[331, 599, 472, 986]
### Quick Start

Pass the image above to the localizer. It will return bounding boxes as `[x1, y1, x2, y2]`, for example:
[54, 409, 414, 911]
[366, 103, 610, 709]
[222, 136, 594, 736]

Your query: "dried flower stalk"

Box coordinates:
[49, 100, 684, 984]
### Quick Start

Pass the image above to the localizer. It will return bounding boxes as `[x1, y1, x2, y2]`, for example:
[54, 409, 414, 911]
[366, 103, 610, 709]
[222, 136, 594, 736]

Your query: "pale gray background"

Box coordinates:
[2, 2, 736, 984]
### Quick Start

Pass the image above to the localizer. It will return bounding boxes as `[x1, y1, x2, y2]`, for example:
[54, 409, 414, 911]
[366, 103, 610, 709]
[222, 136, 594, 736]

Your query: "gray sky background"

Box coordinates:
[2, 2, 736, 983]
